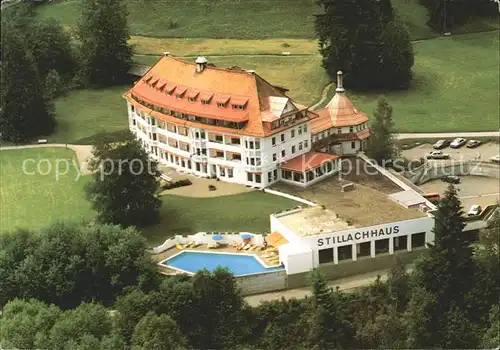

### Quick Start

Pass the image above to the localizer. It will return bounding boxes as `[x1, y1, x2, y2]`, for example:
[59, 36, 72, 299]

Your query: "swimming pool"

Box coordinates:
[160, 251, 284, 276]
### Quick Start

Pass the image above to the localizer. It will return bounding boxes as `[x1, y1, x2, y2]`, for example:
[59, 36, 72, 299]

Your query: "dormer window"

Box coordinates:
[176, 93, 184, 99]
[201, 100, 210, 105]
[217, 102, 227, 108]
[188, 97, 196, 102]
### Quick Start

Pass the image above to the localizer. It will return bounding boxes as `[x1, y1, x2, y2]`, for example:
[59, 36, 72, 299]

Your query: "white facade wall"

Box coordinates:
[311, 123, 369, 155]
[128, 101, 314, 188]
[269, 211, 303, 244]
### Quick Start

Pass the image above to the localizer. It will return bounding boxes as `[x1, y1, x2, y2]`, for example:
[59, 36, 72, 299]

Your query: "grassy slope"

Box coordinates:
[35, 0, 499, 40]
[143, 192, 299, 245]
[46, 86, 130, 144]
[350, 31, 500, 132]
[0, 148, 93, 234]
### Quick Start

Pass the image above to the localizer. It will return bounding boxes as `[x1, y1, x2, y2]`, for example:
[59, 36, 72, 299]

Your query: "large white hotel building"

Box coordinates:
[124, 54, 370, 188]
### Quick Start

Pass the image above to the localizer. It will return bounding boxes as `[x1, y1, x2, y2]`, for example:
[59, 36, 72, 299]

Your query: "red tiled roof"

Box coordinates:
[311, 92, 368, 134]
[280, 151, 340, 172]
[187, 90, 200, 99]
[125, 56, 314, 137]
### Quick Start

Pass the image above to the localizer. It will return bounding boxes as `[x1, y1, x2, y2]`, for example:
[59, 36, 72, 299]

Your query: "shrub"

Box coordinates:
[161, 179, 192, 190]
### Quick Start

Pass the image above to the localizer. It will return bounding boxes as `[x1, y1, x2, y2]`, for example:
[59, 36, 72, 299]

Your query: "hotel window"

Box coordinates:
[228, 168, 233, 178]
[201, 99, 209, 105]
[255, 174, 261, 183]
[357, 242, 371, 257]
[351, 141, 356, 149]
[250, 158, 255, 165]
[232, 104, 246, 110]
[393, 236, 408, 251]
[230, 137, 240, 145]
[220, 167, 226, 177]
[248, 141, 254, 149]
[292, 145, 296, 154]
[349, 126, 354, 133]
[298, 142, 303, 151]
[281, 134, 285, 142]
[152, 133, 157, 141]
[291, 129, 295, 138]
[304, 140, 308, 148]
[298, 126, 302, 135]
[215, 135, 223, 143]
[272, 137, 276, 146]
[132, 119, 136, 126]
[232, 154, 241, 161]
[273, 153, 277, 161]
[268, 172, 272, 183]
[281, 150, 286, 158]
[130, 105, 135, 112]
[273, 169, 277, 180]
[412, 232, 426, 249]
[319, 248, 334, 264]
[337, 128, 342, 133]
[255, 140, 260, 149]
[188, 97, 196, 102]
[314, 135, 318, 141]
[375, 239, 390, 255]
[338, 245, 353, 261]
[247, 173, 253, 182]
[216, 151, 224, 158]
[303, 124, 307, 132]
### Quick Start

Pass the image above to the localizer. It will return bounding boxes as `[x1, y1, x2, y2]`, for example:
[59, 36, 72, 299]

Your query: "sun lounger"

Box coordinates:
[249, 245, 258, 251]
[191, 241, 201, 248]
[243, 244, 251, 250]
[207, 242, 220, 249]
[262, 252, 276, 258]
[176, 243, 185, 250]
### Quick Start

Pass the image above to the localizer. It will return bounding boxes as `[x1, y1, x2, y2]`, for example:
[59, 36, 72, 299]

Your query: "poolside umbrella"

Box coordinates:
[212, 234, 224, 241]
[240, 233, 253, 240]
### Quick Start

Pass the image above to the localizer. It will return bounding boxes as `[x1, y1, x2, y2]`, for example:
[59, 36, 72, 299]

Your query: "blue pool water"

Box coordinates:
[161, 251, 284, 276]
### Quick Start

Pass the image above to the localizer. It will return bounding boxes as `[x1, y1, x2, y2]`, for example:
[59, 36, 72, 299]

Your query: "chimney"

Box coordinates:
[336, 70, 345, 93]
[247, 69, 256, 74]
[163, 52, 170, 56]
[195, 56, 208, 73]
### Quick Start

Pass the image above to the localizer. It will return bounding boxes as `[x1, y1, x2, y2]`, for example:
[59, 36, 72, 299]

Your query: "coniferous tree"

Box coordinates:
[367, 97, 398, 164]
[86, 137, 161, 227]
[0, 23, 56, 143]
[77, 0, 133, 86]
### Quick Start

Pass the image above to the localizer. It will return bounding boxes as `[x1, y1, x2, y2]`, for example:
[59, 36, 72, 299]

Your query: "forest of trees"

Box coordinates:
[1, 186, 498, 349]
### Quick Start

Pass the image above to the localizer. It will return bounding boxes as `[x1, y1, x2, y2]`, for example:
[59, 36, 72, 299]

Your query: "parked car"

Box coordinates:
[491, 155, 500, 164]
[467, 204, 482, 216]
[466, 140, 482, 148]
[432, 139, 450, 149]
[441, 175, 460, 184]
[450, 138, 467, 148]
[426, 151, 450, 160]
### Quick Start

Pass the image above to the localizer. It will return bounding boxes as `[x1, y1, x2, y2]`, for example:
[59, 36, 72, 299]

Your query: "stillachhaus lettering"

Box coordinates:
[317, 226, 400, 247]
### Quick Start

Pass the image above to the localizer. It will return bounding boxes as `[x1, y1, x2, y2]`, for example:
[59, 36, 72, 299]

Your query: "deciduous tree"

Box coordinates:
[77, 0, 133, 86]
[86, 137, 162, 227]
[0, 23, 56, 143]
[132, 312, 188, 350]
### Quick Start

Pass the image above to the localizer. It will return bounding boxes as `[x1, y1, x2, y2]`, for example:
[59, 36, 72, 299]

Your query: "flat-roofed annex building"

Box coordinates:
[124, 54, 368, 188]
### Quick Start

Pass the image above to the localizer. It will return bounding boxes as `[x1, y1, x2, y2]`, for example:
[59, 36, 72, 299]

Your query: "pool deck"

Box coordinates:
[153, 245, 280, 275]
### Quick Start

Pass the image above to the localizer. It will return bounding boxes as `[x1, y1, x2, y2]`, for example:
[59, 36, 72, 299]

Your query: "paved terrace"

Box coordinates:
[271, 159, 426, 227]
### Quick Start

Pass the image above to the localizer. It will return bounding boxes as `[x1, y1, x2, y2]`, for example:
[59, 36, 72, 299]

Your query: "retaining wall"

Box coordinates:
[237, 270, 287, 296]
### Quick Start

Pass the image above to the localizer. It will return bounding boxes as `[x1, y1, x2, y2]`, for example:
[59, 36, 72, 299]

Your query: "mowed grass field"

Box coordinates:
[45, 85, 131, 144]
[0, 148, 93, 234]
[349, 31, 500, 132]
[144, 192, 299, 245]
[0, 147, 298, 243]
[34, 0, 497, 40]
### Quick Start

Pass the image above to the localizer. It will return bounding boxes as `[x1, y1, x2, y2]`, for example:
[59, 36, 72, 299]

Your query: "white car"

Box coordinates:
[491, 155, 500, 164]
[467, 205, 482, 216]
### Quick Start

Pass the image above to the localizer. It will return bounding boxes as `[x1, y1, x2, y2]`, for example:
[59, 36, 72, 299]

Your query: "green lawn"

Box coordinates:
[349, 31, 500, 132]
[143, 192, 299, 245]
[0, 148, 93, 234]
[34, 0, 498, 41]
[46, 86, 131, 144]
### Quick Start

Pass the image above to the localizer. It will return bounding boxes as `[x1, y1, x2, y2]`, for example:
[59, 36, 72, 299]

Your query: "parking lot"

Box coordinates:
[420, 176, 500, 210]
[402, 142, 499, 162]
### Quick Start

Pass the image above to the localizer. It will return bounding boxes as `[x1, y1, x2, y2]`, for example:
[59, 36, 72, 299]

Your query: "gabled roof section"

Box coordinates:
[311, 71, 368, 134]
